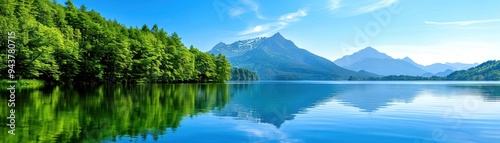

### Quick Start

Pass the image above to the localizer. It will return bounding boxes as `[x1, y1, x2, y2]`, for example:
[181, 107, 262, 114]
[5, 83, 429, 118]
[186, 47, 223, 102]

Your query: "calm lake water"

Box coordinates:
[2, 81, 500, 143]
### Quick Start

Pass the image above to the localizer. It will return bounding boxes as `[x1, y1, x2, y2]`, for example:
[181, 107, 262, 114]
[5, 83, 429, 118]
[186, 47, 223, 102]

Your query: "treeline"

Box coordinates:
[348, 60, 500, 81]
[0, 0, 231, 83]
[231, 68, 259, 81]
[447, 60, 499, 80]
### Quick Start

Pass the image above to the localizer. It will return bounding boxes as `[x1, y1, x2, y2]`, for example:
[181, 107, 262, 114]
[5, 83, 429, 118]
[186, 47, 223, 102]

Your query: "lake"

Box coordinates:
[2, 81, 500, 143]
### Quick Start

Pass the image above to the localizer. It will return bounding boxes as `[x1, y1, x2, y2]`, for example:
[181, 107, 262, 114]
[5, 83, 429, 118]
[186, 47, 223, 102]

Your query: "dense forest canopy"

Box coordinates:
[230, 67, 259, 81]
[0, 0, 231, 83]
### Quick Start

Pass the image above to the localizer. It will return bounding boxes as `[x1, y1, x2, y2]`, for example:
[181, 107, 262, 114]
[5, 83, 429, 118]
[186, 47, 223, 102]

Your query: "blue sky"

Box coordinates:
[60, 0, 500, 65]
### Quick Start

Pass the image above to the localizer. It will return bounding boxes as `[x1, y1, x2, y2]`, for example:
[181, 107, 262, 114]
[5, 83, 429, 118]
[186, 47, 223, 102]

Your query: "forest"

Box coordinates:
[446, 60, 500, 80]
[230, 68, 259, 81]
[0, 0, 231, 83]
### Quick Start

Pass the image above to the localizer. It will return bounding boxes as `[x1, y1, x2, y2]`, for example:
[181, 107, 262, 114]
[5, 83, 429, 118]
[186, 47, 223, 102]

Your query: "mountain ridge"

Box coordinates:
[334, 47, 393, 67]
[208, 33, 379, 80]
[335, 48, 428, 76]
[335, 47, 478, 76]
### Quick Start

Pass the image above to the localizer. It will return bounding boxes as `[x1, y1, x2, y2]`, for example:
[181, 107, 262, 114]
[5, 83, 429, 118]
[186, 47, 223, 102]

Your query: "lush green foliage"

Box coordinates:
[0, 84, 230, 143]
[231, 68, 259, 81]
[446, 60, 500, 80]
[0, 0, 231, 83]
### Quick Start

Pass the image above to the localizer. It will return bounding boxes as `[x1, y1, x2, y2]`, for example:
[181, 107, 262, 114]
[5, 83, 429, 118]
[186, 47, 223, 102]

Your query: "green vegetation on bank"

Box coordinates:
[349, 60, 500, 81]
[231, 68, 259, 81]
[446, 60, 500, 80]
[0, 0, 231, 84]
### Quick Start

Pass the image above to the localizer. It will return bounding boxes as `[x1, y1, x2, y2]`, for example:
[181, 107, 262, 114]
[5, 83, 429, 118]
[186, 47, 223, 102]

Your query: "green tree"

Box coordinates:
[215, 54, 231, 82]
[0, 0, 233, 83]
[230, 68, 259, 81]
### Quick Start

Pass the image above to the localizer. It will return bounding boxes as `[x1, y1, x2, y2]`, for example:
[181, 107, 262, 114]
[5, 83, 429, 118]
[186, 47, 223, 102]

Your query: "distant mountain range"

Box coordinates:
[209, 33, 481, 79]
[445, 62, 481, 70]
[334, 47, 392, 67]
[208, 33, 378, 80]
[334, 47, 478, 76]
[401, 57, 456, 74]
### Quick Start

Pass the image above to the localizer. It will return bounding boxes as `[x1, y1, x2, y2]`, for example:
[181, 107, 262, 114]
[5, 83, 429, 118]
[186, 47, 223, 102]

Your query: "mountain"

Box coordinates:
[209, 37, 265, 58]
[345, 58, 429, 76]
[208, 33, 378, 80]
[435, 69, 454, 77]
[447, 60, 500, 80]
[337, 47, 481, 76]
[336, 47, 428, 76]
[401, 57, 420, 67]
[334, 47, 392, 67]
[422, 63, 456, 74]
[402, 57, 457, 74]
[421, 72, 434, 77]
[446, 62, 479, 70]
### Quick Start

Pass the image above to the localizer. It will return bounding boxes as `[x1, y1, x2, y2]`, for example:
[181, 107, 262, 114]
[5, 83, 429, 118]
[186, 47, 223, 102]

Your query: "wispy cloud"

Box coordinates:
[239, 8, 307, 36]
[425, 19, 500, 26]
[236, 124, 302, 143]
[328, 0, 398, 16]
[228, 0, 266, 19]
[238, 22, 287, 36]
[229, 8, 245, 17]
[279, 9, 307, 22]
[329, 0, 342, 11]
[242, 0, 266, 19]
[239, 24, 271, 35]
[354, 0, 398, 15]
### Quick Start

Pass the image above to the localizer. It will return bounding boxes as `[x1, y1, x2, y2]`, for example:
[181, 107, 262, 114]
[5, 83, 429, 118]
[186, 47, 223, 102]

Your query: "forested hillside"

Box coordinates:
[0, 0, 231, 83]
[447, 60, 500, 80]
[231, 68, 259, 81]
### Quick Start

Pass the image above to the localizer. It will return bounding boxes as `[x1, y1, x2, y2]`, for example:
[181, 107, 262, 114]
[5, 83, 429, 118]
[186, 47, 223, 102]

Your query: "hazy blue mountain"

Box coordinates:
[446, 62, 479, 70]
[334, 47, 392, 67]
[435, 69, 454, 77]
[421, 72, 434, 77]
[337, 47, 427, 76]
[345, 58, 429, 76]
[423, 63, 457, 74]
[402, 57, 457, 74]
[401, 57, 420, 67]
[338, 47, 479, 76]
[208, 33, 378, 80]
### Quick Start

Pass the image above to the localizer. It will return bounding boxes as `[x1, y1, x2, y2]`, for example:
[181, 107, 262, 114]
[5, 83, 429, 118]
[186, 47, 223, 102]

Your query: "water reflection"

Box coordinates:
[451, 85, 500, 101]
[1, 82, 499, 143]
[215, 82, 500, 128]
[0, 84, 230, 143]
[214, 83, 344, 127]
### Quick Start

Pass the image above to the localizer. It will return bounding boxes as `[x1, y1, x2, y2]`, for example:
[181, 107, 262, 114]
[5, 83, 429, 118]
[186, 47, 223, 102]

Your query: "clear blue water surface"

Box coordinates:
[115, 81, 500, 143]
